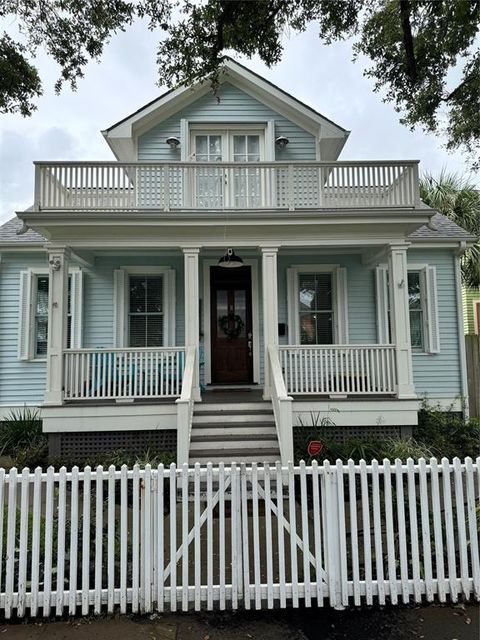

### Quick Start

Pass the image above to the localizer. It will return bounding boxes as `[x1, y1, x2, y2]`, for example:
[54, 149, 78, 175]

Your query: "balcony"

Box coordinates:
[34, 160, 420, 212]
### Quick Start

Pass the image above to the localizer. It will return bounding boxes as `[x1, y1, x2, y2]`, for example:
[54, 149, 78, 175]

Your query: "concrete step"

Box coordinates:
[190, 434, 278, 450]
[196, 402, 270, 412]
[193, 412, 274, 424]
[191, 424, 277, 437]
[189, 448, 281, 465]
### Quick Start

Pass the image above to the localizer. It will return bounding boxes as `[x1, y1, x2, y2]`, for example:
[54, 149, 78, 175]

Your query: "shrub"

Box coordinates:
[0, 406, 46, 465]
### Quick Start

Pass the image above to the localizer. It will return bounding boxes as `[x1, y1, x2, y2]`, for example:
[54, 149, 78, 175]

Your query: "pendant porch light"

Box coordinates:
[218, 248, 244, 268]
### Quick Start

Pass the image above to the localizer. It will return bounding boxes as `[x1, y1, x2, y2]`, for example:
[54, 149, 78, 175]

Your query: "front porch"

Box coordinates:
[39, 241, 418, 465]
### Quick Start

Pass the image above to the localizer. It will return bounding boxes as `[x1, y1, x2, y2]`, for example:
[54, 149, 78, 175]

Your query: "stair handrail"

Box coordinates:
[268, 345, 294, 465]
[176, 346, 197, 465]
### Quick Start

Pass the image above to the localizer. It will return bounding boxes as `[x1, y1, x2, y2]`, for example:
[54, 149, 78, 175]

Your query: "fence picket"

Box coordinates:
[0, 459, 477, 617]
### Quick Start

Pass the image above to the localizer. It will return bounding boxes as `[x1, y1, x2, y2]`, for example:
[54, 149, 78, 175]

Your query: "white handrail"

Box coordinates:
[176, 346, 197, 466]
[63, 347, 186, 400]
[268, 345, 293, 465]
[279, 344, 397, 395]
[34, 160, 420, 211]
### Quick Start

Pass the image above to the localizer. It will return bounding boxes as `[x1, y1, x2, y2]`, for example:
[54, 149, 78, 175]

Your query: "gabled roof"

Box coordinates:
[102, 58, 349, 162]
[0, 217, 45, 245]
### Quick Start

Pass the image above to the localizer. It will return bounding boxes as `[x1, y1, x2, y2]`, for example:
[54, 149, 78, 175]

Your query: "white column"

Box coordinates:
[183, 247, 201, 401]
[261, 246, 279, 399]
[44, 246, 70, 405]
[387, 244, 416, 399]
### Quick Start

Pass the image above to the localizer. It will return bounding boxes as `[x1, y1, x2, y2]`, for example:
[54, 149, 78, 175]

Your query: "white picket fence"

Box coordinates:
[0, 458, 478, 618]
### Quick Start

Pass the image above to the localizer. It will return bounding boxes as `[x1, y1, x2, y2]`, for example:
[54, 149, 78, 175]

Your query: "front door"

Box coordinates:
[210, 265, 253, 384]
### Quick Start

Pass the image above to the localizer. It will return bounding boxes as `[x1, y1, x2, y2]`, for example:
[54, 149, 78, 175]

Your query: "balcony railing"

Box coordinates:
[279, 345, 397, 395]
[34, 160, 420, 211]
[63, 347, 185, 400]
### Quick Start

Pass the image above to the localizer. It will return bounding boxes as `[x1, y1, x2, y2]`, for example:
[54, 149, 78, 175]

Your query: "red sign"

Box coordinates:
[307, 440, 323, 457]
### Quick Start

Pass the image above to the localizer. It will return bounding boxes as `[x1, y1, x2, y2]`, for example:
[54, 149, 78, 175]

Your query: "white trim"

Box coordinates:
[116, 266, 176, 348]
[202, 258, 260, 385]
[455, 257, 469, 416]
[474, 300, 480, 335]
[286, 264, 347, 344]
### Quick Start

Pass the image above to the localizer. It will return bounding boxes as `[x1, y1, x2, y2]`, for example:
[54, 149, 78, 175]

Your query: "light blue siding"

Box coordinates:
[0, 252, 49, 405]
[138, 82, 316, 163]
[0, 247, 464, 407]
[277, 253, 377, 345]
[409, 248, 463, 400]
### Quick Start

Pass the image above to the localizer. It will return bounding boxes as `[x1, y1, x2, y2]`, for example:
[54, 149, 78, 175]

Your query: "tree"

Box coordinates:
[1, 1, 479, 167]
[420, 171, 480, 287]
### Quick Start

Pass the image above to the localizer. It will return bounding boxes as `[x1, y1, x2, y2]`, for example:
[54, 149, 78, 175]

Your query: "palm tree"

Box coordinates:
[420, 171, 480, 287]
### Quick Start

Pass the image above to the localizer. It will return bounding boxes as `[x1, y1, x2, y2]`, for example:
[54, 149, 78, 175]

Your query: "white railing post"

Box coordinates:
[268, 345, 293, 464]
[33, 164, 42, 211]
[412, 161, 421, 207]
[45, 246, 70, 404]
[176, 346, 196, 466]
[261, 246, 279, 400]
[182, 247, 201, 401]
[388, 244, 416, 399]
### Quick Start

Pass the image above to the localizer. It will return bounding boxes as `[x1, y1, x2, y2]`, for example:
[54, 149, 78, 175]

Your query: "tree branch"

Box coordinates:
[399, 0, 417, 83]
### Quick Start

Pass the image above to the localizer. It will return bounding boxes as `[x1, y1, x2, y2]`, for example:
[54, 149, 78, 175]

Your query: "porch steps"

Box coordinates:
[188, 401, 281, 465]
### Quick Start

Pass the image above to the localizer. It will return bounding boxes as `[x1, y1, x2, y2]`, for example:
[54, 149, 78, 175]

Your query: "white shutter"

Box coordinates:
[113, 269, 126, 347]
[335, 267, 349, 344]
[180, 119, 188, 161]
[286, 268, 298, 343]
[18, 270, 33, 360]
[375, 266, 389, 343]
[265, 120, 275, 161]
[424, 265, 440, 353]
[70, 270, 83, 348]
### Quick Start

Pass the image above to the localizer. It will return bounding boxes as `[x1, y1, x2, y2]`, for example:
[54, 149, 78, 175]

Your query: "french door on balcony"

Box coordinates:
[191, 130, 264, 208]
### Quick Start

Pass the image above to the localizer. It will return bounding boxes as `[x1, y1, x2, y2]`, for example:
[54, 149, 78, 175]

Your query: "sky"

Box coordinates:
[0, 17, 476, 225]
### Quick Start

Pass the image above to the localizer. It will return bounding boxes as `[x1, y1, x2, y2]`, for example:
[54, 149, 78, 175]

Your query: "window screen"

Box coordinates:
[128, 275, 164, 347]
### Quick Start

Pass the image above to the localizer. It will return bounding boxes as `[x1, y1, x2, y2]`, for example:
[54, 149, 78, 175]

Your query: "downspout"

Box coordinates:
[455, 241, 469, 418]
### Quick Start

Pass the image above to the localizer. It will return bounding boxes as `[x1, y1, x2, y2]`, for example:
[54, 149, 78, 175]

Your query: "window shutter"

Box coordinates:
[18, 270, 33, 360]
[335, 267, 349, 344]
[286, 268, 298, 343]
[70, 270, 83, 348]
[424, 265, 440, 353]
[375, 266, 389, 343]
[113, 269, 126, 347]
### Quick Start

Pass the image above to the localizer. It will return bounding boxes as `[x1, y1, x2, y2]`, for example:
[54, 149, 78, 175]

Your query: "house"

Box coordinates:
[0, 59, 475, 466]
[463, 286, 480, 334]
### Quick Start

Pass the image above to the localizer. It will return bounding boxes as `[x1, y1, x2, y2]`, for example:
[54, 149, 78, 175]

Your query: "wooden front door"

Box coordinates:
[210, 266, 253, 383]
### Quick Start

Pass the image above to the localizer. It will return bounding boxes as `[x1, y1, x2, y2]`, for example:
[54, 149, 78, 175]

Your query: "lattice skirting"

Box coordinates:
[49, 429, 177, 461]
[293, 424, 408, 447]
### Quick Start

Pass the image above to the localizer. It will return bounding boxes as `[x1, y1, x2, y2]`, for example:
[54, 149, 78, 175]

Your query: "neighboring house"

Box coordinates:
[463, 286, 480, 334]
[0, 59, 475, 465]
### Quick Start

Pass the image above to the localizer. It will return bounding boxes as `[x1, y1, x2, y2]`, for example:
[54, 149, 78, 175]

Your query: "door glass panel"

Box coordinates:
[234, 290, 246, 338]
[195, 134, 224, 207]
[216, 290, 228, 340]
[233, 134, 261, 208]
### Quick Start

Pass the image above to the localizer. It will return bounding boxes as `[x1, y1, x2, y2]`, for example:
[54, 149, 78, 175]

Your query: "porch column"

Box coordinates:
[44, 246, 70, 405]
[182, 247, 201, 401]
[387, 243, 416, 399]
[261, 246, 279, 399]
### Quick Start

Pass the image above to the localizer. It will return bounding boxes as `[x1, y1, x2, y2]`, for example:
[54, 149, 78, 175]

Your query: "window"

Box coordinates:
[33, 275, 73, 357]
[18, 269, 82, 361]
[376, 265, 439, 353]
[287, 266, 348, 345]
[408, 271, 424, 350]
[298, 273, 333, 344]
[128, 275, 164, 347]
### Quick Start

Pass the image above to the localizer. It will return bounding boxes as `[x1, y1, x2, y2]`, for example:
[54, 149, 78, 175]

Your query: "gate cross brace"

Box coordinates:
[256, 482, 328, 583]
[163, 476, 232, 581]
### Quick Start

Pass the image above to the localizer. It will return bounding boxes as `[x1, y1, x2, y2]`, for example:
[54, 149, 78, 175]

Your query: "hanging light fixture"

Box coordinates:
[275, 136, 289, 150]
[218, 247, 244, 268]
[165, 136, 180, 149]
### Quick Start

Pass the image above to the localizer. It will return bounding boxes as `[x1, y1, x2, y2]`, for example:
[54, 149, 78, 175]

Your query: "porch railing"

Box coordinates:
[63, 347, 185, 400]
[176, 346, 197, 465]
[267, 345, 293, 465]
[279, 345, 397, 395]
[34, 160, 420, 211]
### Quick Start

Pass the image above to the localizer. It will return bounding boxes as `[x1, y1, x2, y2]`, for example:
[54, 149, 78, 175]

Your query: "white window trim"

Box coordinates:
[21, 267, 81, 362]
[473, 300, 480, 335]
[287, 264, 348, 345]
[116, 266, 176, 348]
[189, 125, 266, 162]
[377, 262, 440, 354]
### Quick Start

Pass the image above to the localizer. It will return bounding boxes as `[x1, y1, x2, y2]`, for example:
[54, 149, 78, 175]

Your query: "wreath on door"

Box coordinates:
[219, 313, 245, 339]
